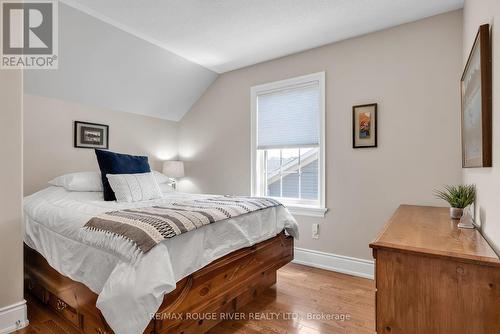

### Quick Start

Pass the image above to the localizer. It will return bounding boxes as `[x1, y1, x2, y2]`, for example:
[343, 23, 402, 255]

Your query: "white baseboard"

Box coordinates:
[293, 247, 374, 279]
[0, 300, 28, 334]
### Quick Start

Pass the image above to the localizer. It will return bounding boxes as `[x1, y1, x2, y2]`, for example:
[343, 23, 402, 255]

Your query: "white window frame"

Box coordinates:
[250, 72, 327, 218]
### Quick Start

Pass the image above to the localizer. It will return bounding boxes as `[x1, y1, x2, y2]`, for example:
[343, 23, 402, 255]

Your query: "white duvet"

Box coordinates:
[24, 186, 299, 334]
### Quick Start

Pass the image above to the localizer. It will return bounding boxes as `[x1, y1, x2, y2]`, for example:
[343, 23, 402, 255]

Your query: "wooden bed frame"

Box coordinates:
[24, 232, 294, 334]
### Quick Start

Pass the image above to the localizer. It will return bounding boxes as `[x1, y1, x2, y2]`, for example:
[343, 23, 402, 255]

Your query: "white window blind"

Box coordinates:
[257, 82, 320, 150]
[251, 72, 326, 217]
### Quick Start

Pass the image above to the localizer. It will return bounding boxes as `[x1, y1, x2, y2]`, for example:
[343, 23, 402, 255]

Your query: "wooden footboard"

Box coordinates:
[24, 232, 294, 334]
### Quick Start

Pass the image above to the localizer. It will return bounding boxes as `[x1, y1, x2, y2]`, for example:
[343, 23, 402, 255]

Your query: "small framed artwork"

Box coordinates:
[74, 121, 109, 149]
[461, 24, 492, 168]
[353, 103, 377, 148]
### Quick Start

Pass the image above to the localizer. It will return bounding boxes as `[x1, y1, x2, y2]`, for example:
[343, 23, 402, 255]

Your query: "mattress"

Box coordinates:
[24, 186, 299, 334]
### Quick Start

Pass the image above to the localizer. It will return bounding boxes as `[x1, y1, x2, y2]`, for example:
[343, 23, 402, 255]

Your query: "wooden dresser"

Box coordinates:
[370, 205, 500, 334]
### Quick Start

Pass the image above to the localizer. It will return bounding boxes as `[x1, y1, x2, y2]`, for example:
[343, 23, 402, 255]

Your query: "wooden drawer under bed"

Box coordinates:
[24, 232, 294, 334]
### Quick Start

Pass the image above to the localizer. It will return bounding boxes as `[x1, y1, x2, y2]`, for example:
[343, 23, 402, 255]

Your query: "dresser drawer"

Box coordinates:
[371, 205, 500, 334]
[47, 292, 83, 329]
[27, 279, 50, 303]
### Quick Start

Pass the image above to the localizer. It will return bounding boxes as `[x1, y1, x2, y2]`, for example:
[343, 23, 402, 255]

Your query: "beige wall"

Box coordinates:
[463, 0, 500, 254]
[0, 70, 24, 308]
[23, 95, 179, 195]
[179, 11, 463, 260]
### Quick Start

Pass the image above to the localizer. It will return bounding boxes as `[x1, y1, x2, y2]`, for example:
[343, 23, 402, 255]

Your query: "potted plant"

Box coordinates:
[434, 185, 476, 219]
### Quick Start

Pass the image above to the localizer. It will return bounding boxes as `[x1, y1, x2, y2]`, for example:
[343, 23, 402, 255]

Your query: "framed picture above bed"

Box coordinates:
[353, 103, 377, 148]
[74, 121, 109, 149]
[461, 24, 492, 168]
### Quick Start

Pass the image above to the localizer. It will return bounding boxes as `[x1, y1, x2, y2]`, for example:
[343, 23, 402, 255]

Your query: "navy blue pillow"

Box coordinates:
[95, 149, 151, 201]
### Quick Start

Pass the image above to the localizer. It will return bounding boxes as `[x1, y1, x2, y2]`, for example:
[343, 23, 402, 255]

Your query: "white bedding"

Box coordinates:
[23, 186, 298, 334]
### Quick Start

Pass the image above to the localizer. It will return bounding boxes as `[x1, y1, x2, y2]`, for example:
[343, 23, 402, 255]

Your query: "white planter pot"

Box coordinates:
[450, 207, 464, 220]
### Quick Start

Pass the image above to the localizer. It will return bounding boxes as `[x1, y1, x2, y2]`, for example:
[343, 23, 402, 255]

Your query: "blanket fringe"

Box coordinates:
[79, 227, 144, 264]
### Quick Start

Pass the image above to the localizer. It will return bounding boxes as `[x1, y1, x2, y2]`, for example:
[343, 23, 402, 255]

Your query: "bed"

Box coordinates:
[24, 186, 298, 334]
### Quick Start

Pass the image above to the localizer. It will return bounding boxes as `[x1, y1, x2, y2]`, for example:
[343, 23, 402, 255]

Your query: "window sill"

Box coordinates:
[286, 205, 328, 218]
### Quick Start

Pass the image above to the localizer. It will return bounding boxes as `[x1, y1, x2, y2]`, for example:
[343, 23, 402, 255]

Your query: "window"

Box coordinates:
[251, 72, 326, 217]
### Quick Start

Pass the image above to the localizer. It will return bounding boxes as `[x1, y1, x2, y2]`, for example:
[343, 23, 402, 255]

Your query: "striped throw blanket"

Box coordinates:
[83, 196, 281, 254]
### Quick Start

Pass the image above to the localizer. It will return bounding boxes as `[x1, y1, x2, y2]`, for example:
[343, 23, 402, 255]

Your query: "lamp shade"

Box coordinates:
[162, 161, 185, 178]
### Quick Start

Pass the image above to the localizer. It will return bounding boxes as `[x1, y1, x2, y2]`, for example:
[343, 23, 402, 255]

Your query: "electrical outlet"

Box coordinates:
[312, 223, 319, 239]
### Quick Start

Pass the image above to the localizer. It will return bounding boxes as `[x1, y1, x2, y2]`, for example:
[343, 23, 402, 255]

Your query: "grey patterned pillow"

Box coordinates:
[106, 172, 163, 202]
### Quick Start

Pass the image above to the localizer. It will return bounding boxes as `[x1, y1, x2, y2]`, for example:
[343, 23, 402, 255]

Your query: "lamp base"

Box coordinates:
[457, 222, 475, 229]
[458, 206, 475, 229]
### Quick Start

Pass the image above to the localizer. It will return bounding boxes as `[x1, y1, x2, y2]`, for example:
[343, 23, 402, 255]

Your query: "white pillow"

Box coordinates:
[152, 170, 170, 184]
[49, 172, 103, 192]
[106, 172, 163, 202]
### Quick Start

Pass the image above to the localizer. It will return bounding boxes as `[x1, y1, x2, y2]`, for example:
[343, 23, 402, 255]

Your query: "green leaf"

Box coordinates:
[433, 184, 475, 208]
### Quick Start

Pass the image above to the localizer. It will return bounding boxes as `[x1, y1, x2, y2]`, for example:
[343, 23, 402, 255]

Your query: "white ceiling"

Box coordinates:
[61, 0, 463, 73]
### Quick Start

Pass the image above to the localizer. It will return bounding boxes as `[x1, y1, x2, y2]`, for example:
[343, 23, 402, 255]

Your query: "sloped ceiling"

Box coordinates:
[24, 3, 217, 121]
[60, 0, 464, 73]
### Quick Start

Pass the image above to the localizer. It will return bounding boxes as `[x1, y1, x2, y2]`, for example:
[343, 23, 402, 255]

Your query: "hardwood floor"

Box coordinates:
[16, 263, 375, 334]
